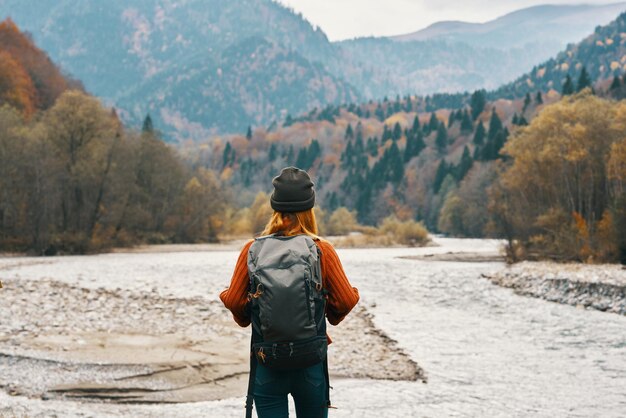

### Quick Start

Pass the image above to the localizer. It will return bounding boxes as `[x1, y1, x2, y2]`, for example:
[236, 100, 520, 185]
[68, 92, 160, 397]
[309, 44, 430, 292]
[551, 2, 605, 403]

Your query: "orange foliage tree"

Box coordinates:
[0, 18, 72, 111]
[0, 49, 36, 118]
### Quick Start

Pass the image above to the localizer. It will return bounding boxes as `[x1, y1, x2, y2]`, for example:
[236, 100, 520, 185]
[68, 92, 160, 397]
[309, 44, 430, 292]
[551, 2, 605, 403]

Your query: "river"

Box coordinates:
[0, 238, 624, 417]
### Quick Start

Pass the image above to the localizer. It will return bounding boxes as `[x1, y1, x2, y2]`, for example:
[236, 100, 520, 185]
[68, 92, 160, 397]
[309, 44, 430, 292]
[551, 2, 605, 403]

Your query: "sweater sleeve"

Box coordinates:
[219, 240, 254, 327]
[318, 240, 359, 325]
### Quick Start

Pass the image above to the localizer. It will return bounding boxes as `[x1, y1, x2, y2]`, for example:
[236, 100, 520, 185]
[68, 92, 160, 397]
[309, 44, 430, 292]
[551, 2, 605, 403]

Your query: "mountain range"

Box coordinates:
[0, 0, 624, 137]
[495, 9, 626, 98]
[391, 3, 626, 49]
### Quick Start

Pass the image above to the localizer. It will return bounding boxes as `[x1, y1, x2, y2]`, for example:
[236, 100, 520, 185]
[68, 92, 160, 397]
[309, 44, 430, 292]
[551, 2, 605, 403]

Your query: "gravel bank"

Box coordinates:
[0, 278, 422, 406]
[483, 262, 626, 315]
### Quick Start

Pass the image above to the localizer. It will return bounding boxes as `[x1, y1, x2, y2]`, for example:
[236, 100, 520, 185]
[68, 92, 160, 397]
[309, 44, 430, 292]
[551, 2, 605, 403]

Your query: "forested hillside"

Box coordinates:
[183, 89, 538, 231]
[496, 11, 626, 99]
[0, 21, 229, 254]
[0, 15, 623, 262]
[0, 0, 357, 135]
[0, 19, 81, 118]
[176, 13, 626, 262]
[1, 1, 623, 137]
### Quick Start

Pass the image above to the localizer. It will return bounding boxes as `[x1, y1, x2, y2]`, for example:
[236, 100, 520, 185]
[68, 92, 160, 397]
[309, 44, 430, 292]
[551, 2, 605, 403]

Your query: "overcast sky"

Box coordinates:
[276, 0, 619, 40]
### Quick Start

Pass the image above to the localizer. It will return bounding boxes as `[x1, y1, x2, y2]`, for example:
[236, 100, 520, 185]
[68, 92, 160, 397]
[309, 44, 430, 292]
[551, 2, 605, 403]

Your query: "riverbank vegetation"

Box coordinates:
[0, 19, 623, 261]
[0, 93, 228, 254]
[491, 91, 625, 263]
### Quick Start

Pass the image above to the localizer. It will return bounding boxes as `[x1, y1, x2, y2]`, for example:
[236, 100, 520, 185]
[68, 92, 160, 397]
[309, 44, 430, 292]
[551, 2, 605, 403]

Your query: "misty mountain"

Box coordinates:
[495, 11, 626, 98]
[391, 3, 626, 49]
[335, 37, 560, 96]
[1, 0, 624, 138]
[0, 0, 354, 137]
[117, 36, 359, 139]
[338, 3, 626, 96]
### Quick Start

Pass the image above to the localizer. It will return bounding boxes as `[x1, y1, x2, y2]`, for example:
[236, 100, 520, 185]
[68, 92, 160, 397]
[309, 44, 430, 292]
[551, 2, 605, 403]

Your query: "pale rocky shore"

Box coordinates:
[0, 277, 423, 408]
[483, 261, 626, 315]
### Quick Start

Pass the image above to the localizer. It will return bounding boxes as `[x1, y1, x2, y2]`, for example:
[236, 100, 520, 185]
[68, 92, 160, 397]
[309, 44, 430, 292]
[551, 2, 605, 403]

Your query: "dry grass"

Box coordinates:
[329, 216, 430, 248]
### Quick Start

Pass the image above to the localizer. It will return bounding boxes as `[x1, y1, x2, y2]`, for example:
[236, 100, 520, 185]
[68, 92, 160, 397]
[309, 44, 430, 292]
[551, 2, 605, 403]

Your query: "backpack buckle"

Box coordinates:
[257, 347, 266, 363]
[248, 283, 264, 300]
[315, 283, 323, 292]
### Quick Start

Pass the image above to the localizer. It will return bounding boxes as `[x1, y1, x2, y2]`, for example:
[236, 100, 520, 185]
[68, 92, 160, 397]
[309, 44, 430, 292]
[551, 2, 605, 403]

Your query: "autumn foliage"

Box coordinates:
[490, 91, 625, 263]
[0, 18, 77, 118]
[0, 90, 229, 254]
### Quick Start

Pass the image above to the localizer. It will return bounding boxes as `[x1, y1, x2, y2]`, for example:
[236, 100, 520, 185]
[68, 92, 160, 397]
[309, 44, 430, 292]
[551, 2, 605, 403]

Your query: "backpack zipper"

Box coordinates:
[304, 275, 313, 323]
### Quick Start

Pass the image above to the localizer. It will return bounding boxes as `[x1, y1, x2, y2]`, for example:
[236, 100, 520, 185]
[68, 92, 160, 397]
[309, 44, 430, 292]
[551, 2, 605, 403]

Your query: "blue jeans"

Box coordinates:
[253, 362, 329, 418]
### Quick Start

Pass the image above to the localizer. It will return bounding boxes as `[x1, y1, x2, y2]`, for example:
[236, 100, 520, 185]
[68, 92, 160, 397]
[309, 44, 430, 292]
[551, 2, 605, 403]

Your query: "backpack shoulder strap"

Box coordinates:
[245, 335, 257, 418]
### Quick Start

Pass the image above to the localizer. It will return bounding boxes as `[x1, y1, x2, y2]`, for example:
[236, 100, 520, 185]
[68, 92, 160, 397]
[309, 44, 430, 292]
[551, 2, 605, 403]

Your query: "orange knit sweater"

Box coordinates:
[219, 239, 359, 339]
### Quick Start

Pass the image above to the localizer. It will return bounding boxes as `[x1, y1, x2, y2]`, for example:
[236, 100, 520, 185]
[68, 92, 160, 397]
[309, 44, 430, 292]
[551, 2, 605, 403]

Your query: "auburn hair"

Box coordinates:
[261, 208, 319, 239]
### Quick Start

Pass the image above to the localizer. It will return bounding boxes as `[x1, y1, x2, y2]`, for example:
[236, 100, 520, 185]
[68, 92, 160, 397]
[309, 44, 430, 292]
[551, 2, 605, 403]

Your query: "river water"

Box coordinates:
[0, 238, 624, 417]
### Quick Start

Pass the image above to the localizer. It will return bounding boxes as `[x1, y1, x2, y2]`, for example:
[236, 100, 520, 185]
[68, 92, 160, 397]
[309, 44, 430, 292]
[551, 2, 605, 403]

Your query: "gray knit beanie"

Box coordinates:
[270, 167, 315, 213]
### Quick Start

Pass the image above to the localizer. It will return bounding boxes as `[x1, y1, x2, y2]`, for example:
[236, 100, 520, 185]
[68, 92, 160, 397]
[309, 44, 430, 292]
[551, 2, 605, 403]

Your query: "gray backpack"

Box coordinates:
[246, 233, 328, 370]
[244, 233, 332, 417]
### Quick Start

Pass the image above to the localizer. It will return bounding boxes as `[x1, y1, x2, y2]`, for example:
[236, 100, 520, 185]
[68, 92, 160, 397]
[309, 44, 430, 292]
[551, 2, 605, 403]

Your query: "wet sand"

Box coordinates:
[0, 278, 422, 405]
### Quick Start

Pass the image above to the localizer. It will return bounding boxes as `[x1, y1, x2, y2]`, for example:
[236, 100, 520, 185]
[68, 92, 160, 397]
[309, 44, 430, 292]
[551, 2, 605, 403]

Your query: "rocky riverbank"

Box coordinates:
[483, 262, 626, 315]
[0, 278, 423, 406]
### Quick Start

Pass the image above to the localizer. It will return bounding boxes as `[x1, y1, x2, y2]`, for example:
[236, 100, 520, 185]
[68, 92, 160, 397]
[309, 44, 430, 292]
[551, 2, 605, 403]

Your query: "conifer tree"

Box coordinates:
[576, 66, 592, 92]
[345, 123, 354, 140]
[404, 131, 425, 162]
[518, 115, 528, 126]
[389, 142, 404, 183]
[433, 160, 448, 193]
[296, 147, 307, 169]
[394, 95, 401, 113]
[367, 137, 378, 157]
[523, 93, 531, 113]
[375, 103, 385, 121]
[435, 122, 448, 153]
[455, 146, 473, 181]
[354, 135, 364, 155]
[470, 89, 487, 120]
[492, 130, 506, 159]
[404, 96, 413, 112]
[460, 109, 473, 133]
[535, 91, 543, 104]
[246, 125, 252, 140]
[479, 139, 496, 161]
[268, 143, 277, 162]
[382, 125, 392, 142]
[411, 115, 420, 134]
[611, 75, 622, 91]
[392, 122, 402, 141]
[473, 122, 486, 145]
[341, 141, 354, 165]
[356, 122, 363, 143]
[488, 108, 503, 142]
[562, 74, 574, 96]
[428, 112, 439, 132]
[447, 113, 455, 128]
[142, 114, 154, 134]
[223, 142, 232, 167]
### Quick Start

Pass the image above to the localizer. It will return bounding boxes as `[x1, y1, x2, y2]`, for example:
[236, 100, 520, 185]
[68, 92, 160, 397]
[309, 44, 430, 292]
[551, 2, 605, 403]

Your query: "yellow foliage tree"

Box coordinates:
[491, 91, 624, 262]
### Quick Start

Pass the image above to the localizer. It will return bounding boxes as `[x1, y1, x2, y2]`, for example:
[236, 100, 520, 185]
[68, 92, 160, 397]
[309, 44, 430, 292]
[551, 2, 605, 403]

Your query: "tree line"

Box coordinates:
[0, 91, 227, 254]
